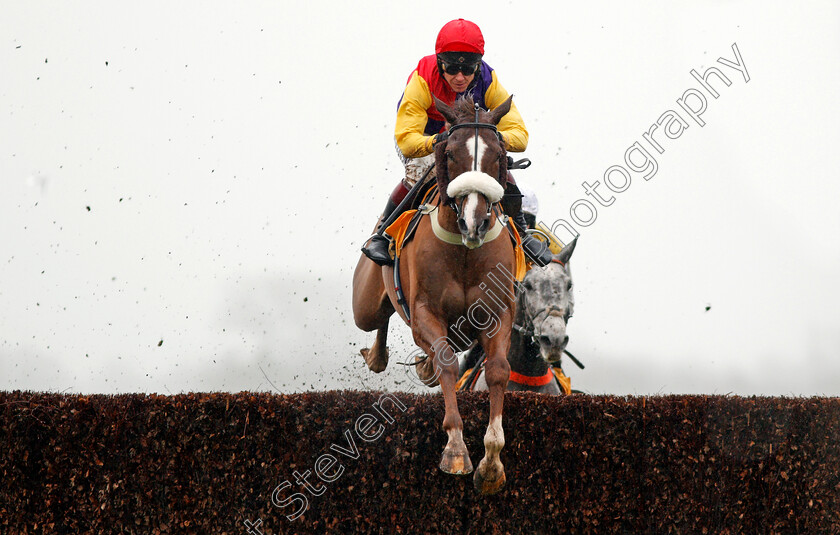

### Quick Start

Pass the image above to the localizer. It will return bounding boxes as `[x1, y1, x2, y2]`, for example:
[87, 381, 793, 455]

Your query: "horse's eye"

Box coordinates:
[523, 281, 534, 291]
[567, 282, 573, 291]
[446, 151, 455, 161]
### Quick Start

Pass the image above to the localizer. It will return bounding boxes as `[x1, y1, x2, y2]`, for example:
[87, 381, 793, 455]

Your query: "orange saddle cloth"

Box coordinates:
[384, 210, 419, 260]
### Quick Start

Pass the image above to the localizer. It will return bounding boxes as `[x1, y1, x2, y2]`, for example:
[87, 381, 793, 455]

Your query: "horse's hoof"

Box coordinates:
[473, 467, 506, 495]
[439, 449, 473, 475]
[415, 355, 439, 387]
[360, 347, 388, 373]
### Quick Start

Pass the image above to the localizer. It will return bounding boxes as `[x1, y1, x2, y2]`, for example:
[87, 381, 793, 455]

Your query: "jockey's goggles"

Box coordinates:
[441, 61, 480, 76]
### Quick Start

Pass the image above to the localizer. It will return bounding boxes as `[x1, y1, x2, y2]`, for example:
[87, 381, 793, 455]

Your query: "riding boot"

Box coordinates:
[512, 211, 553, 267]
[361, 181, 411, 266]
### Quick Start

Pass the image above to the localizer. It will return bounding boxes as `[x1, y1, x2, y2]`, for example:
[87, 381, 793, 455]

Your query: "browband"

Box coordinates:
[447, 122, 504, 142]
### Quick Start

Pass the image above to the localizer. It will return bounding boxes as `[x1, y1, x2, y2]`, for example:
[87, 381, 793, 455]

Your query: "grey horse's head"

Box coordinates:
[517, 238, 577, 364]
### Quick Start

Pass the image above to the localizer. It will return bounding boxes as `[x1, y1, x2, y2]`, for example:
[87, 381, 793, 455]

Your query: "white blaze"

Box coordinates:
[462, 192, 481, 235]
[466, 134, 488, 172]
[448, 135, 502, 244]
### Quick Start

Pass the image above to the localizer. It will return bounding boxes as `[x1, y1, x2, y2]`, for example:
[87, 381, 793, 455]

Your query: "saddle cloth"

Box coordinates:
[533, 221, 566, 255]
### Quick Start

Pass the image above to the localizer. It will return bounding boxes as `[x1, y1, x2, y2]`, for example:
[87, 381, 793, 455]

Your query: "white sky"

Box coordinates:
[2, 1, 839, 395]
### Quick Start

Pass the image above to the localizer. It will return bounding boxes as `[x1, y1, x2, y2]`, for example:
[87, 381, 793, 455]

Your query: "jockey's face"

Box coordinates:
[443, 70, 475, 94]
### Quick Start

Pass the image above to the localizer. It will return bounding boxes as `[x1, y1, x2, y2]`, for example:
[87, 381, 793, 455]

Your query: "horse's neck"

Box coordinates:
[509, 295, 550, 377]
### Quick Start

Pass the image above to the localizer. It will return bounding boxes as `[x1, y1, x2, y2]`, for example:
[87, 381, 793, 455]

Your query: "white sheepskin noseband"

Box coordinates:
[446, 171, 505, 203]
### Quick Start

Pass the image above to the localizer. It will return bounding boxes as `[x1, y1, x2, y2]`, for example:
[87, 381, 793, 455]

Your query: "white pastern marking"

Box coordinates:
[447, 427, 464, 444]
[466, 135, 489, 173]
[484, 415, 505, 455]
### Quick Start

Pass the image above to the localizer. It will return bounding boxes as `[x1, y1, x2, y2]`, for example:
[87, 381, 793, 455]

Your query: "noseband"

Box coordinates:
[513, 304, 570, 340]
[511, 281, 585, 370]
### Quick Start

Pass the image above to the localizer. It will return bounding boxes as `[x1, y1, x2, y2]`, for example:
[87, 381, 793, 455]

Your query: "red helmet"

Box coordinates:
[435, 19, 485, 55]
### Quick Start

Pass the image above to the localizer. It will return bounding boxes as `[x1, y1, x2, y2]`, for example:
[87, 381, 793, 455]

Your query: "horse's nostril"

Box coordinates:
[458, 218, 468, 233]
[479, 219, 489, 233]
[563, 335, 569, 345]
[538, 335, 551, 346]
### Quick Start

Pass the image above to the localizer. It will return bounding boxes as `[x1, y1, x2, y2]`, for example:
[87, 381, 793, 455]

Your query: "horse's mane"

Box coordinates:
[448, 95, 486, 123]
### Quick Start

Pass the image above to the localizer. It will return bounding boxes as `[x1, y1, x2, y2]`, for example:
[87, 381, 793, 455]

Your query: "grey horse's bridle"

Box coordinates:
[512, 284, 585, 370]
[512, 304, 570, 341]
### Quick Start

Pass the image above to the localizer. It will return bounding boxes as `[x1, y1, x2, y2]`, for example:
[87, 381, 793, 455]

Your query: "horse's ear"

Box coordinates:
[556, 236, 578, 265]
[488, 95, 514, 125]
[433, 96, 458, 125]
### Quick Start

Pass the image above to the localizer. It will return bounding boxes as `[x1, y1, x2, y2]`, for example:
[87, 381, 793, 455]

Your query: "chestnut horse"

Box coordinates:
[352, 95, 518, 494]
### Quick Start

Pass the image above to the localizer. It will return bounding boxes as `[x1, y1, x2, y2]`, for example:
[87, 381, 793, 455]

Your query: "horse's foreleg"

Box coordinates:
[412, 307, 472, 475]
[473, 334, 511, 495]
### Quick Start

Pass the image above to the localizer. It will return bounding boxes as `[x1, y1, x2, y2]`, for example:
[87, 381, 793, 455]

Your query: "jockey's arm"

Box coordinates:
[484, 72, 528, 152]
[394, 69, 529, 158]
[394, 72, 439, 159]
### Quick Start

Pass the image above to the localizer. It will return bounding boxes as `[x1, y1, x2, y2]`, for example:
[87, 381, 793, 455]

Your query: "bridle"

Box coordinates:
[446, 103, 505, 170]
[445, 102, 505, 220]
[512, 305, 570, 340]
[512, 302, 585, 370]
[510, 262, 585, 370]
[514, 259, 570, 328]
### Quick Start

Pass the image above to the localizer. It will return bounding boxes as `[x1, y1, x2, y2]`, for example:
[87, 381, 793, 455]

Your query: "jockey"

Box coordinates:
[362, 18, 553, 267]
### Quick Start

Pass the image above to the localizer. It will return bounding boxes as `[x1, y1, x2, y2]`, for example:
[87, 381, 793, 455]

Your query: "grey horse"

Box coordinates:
[460, 238, 578, 394]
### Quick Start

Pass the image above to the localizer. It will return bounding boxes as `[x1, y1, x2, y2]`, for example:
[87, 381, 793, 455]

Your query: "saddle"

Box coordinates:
[383, 183, 439, 262]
